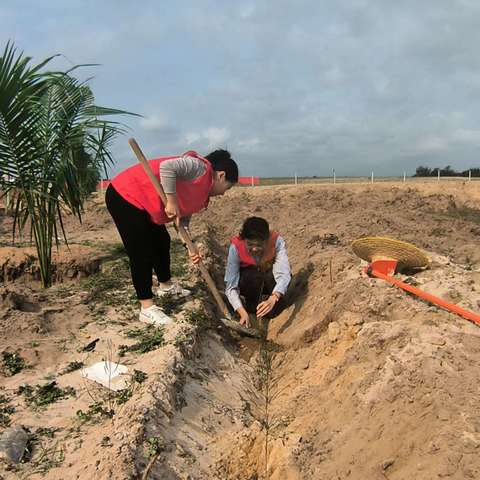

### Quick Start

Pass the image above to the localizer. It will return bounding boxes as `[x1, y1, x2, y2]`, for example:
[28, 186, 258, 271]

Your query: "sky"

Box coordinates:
[2, 0, 480, 177]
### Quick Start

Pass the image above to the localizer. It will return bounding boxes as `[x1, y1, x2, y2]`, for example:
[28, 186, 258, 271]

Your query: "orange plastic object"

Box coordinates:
[370, 259, 398, 276]
[365, 262, 480, 327]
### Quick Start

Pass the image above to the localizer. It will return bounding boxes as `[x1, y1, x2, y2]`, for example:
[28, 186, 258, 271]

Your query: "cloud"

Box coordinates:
[184, 127, 230, 150]
[237, 137, 261, 151]
[5, 1, 480, 176]
[451, 129, 480, 144]
[140, 113, 169, 132]
[416, 136, 449, 153]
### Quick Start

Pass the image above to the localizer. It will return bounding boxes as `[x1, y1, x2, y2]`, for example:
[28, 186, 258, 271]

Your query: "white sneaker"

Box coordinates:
[139, 305, 173, 326]
[155, 283, 191, 298]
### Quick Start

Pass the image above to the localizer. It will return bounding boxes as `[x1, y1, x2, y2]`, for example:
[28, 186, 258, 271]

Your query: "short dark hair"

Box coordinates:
[240, 217, 270, 241]
[205, 149, 238, 183]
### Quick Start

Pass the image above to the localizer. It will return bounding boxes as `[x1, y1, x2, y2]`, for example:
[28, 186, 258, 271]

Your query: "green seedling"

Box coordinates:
[2, 351, 27, 376]
[118, 326, 165, 357]
[34, 427, 59, 439]
[21, 426, 62, 465]
[0, 393, 15, 427]
[145, 436, 165, 458]
[115, 369, 148, 405]
[82, 263, 129, 304]
[76, 402, 114, 424]
[115, 388, 132, 405]
[170, 238, 188, 277]
[183, 307, 211, 328]
[60, 361, 85, 375]
[18, 382, 76, 409]
[157, 292, 187, 314]
[132, 369, 147, 384]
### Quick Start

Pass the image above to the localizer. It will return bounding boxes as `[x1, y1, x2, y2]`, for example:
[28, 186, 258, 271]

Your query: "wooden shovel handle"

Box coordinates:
[128, 138, 231, 318]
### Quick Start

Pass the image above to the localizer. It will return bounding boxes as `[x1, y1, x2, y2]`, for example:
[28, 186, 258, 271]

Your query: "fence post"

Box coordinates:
[251, 176, 254, 187]
[403, 171, 406, 183]
[437, 170, 440, 182]
[333, 169, 336, 184]
[371, 171, 374, 184]
[294, 173, 298, 185]
[469, 170, 472, 182]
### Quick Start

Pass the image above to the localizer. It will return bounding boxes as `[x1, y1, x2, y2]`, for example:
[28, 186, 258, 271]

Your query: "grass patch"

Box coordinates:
[54, 285, 77, 299]
[18, 381, 76, 409]
[76, 401, 114, 424]
[76, 369, 148, 422]
[81, 256, 137, 323]
[81, 258, 131, 304]
[145, 436, 165, 458]
[79, 239, 188, 325]
[118, 326, 165, 357]
[21, 426, 62, 467]
[132, 369, 148, 384]
[115, 388, 133, 405]
[443, 205, 480, 224]
[157, 291, 188, 314]
[116, 369, 148, 404]
[183, 307, 211, 328]
[170, 238, 188, 277]
[34, 427, 59, 439]
[0, 392, 15, 427]
[26, 441, 65, 474]
[1, 351, 27, 376]
[98, 242, 128, 262]
[60, 361, 84, 375]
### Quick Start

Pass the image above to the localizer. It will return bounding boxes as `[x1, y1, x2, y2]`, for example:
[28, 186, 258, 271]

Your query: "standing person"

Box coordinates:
[225, 217, 291, 327]
[106, 149, 238, 326]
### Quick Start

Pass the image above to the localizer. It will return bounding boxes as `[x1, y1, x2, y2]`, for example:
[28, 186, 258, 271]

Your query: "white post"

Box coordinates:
[251, 175, 254, 187]
[469, 170, 472, 182]
[403, 171, 406, 183]
[371, 171, 374, 184]
[437, 170, 440, 182]
[333, 169, 336, 184]
[294, 173, 298, 185]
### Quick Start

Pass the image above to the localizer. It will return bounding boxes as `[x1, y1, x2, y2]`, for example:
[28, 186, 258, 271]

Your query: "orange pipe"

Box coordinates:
[367, 267, 480, 327]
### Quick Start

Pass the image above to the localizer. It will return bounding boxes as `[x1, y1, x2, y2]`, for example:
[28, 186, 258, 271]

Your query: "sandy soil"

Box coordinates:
[0, 181, 479, 479]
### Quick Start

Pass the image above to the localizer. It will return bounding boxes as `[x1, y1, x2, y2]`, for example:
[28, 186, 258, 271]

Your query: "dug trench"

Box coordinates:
[1, 182, 480, 479]
[143, 182, 480, 479]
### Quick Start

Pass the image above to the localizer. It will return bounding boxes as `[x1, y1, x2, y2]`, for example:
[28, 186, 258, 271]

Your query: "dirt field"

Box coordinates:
[1, 181, 480, 479]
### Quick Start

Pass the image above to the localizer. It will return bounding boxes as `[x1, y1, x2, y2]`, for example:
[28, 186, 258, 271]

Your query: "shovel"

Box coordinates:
[128, 138, 260, 338]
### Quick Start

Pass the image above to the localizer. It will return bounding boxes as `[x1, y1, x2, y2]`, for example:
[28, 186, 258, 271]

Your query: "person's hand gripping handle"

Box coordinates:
[127, 138, 231, 318]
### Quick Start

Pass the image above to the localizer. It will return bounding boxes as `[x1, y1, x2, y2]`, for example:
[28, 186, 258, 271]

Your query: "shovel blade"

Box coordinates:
[220, 318, 261, 338]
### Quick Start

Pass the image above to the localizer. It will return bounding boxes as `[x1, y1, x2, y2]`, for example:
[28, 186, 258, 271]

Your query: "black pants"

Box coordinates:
[105, 184, 171, 300]
[238, 266, 284, 318]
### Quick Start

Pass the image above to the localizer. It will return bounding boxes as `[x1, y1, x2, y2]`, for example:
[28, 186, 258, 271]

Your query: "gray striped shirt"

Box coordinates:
[159, 153, 207, 228]
[159, 154, 206, 194]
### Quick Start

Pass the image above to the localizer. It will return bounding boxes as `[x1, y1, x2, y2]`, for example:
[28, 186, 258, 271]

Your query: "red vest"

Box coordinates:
[111, 151, 213, 225]
[231, 231, 279, 270]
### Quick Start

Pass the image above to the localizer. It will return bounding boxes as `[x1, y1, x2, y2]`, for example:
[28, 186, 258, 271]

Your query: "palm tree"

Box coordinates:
[0, 42, 134, 287]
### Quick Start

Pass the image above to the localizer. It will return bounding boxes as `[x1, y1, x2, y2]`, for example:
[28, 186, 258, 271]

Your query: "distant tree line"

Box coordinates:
[414, 165, 480, 177]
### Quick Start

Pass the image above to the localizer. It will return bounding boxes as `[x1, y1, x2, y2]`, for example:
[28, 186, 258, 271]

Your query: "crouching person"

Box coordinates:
[225, 217, 291, 328]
